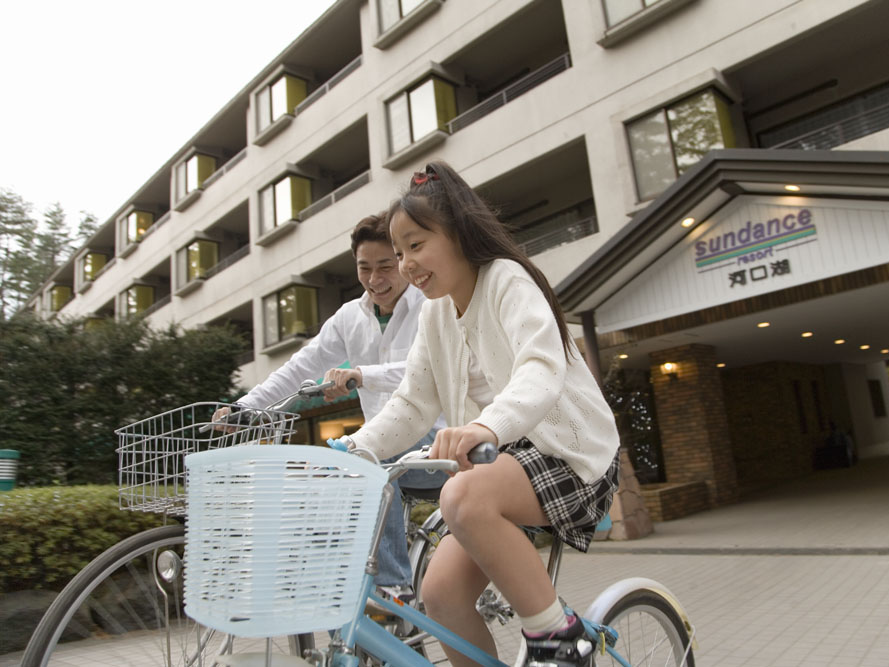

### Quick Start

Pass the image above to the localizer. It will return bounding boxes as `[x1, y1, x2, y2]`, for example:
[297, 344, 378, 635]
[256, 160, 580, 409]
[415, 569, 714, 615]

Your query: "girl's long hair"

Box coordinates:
[389, 160, 574, 358]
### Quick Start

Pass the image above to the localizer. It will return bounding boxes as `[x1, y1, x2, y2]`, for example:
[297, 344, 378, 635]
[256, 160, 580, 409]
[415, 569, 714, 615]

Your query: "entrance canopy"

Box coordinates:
[556, 149, 889, 371]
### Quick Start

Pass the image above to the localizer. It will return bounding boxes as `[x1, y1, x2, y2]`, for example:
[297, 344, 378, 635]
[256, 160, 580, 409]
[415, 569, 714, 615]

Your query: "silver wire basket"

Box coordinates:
[116, 402, 300, 516]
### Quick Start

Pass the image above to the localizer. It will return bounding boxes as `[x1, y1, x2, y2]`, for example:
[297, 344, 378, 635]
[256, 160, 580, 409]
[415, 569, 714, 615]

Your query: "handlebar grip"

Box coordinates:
[467, 442, 498, 464]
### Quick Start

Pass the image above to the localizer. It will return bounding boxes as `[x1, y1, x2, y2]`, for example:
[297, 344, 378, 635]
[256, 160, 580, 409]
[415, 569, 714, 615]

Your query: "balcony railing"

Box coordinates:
[297, 55, 363, 114]
[516, 215, 597, 257]
[447, 53, 571, 134]
[202, 244, 250, 281]
[769, 101, 889, 150]
[300, 170, 371, 221]
[140, 294, 171, 318]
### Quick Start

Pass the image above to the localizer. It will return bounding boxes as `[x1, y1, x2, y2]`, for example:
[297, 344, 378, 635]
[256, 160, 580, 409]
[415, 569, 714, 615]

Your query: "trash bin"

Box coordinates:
[0, 450, 20, 491]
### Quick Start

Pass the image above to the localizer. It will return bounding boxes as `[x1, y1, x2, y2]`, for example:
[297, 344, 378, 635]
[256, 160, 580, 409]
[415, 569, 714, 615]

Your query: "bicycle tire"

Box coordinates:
[595, 589, 695, 667]
[21, 524, 303, 667]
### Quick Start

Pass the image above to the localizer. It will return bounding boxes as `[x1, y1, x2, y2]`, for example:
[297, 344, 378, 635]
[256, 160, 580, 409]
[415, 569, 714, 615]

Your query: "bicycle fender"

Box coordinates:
[582, 577, 693, 631]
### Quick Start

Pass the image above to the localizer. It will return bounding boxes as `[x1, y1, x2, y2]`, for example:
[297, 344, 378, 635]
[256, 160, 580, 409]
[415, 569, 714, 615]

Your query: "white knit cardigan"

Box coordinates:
[351, 259, 620, 483]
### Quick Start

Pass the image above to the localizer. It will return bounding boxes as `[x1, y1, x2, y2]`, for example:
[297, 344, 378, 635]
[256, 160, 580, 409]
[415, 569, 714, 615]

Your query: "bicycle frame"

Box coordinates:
[332, 567, 511, 667]
[326, 564, 630, 667]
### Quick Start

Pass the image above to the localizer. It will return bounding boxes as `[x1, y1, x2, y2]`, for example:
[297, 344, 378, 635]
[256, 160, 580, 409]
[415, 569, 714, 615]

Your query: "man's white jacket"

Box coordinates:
[239, 285, 444, 430]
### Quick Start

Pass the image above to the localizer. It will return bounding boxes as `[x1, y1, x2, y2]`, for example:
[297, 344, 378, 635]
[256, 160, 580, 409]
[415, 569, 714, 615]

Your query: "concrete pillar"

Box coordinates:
[649, 344, 739, 506]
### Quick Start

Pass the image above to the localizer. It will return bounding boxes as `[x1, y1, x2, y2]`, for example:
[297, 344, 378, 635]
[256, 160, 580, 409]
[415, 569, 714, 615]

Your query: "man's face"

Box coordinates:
[355, 240, 409, 315]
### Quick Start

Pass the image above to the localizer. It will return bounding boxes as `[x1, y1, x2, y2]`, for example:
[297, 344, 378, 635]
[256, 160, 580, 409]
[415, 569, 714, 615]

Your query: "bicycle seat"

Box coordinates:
[400, 485, 441, 502]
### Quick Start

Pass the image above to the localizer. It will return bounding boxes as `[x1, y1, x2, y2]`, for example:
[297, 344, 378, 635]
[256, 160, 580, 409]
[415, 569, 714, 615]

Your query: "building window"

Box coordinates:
[81, 252, 108, 283]
[627, 87, 735, 200]
[379, 0, 425, 32]
[259, 175, 313, 236]
[177, 240, 219, 287]
[49, 285, 72, 312]
[603, 0, 662, 26]
[263, 284, 319, 347]
[175, 153, 217, 200]
[125, 285, 155, 317]
[123, 210, 155, 245]
[256, 73, 308, 133]
[386, 76, 457, 154]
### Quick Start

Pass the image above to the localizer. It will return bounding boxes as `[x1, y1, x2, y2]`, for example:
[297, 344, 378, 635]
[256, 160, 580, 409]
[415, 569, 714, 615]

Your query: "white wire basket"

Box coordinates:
[183, 445, 388, 637]
[116, 402, 301, 516]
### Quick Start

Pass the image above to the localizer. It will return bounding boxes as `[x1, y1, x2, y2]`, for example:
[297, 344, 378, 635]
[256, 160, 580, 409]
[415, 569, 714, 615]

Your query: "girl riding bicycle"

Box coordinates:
[339, 161, 621, 667]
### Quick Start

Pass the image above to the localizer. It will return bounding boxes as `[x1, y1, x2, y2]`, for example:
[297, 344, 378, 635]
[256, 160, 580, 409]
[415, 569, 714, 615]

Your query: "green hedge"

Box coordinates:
[0, 485, 168, 594]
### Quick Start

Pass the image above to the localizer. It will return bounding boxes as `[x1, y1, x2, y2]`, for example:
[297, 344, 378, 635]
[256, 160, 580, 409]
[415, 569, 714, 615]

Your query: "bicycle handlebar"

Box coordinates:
[201, 378, 358, 433]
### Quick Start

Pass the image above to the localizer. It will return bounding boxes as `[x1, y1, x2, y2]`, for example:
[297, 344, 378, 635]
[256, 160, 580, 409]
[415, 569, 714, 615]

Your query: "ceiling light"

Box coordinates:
[801, 332, 813, 338]
[882, 349, 889, 354]
[681, 217, 695, 228]
[716, 362, 726, 368]
[618, 353, 628, 359]
[834, 339, 845, 345]
[784, 184, 801, 192]
[860, 344, 870, 350]
[757, 322, 770, 328]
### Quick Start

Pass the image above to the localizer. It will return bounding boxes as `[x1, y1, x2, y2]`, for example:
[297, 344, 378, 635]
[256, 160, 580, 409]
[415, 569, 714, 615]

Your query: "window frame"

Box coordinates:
[256, 172, 314, 244]
[625, 86, 735, 201]
[261, 282, 320, 351]
[383, 72, 458, 168]
[598, 0, 697, 48]
[374, 0, 444, 50]
[173, 150, 219, 211]
[121, 284, 156, 318]
[252, 67, 310, 145]
[48, 284, 73, 313]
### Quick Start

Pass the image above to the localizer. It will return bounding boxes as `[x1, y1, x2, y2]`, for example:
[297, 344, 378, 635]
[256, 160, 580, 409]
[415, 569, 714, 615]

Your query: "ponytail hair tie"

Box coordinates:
[411, 170, 439, 186]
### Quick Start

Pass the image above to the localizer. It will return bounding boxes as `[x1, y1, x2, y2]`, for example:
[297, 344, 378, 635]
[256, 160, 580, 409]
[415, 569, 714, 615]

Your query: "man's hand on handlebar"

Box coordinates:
[321, 367, 362, 401]
[210, 405, 240, 433]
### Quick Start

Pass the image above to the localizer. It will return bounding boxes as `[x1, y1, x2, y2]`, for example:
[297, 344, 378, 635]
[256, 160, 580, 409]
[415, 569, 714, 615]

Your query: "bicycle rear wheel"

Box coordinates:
[21, 524, 302, 667]
[593, 589, 695, 667]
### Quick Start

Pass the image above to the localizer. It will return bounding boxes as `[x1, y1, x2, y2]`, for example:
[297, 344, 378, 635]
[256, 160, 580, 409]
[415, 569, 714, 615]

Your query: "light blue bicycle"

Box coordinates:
[21, 401, 695, 667]
[182, 441, 696, 667]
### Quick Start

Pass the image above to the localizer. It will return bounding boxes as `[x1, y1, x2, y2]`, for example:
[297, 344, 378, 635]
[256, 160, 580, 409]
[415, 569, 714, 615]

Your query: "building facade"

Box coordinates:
[29, 0, 889, 511]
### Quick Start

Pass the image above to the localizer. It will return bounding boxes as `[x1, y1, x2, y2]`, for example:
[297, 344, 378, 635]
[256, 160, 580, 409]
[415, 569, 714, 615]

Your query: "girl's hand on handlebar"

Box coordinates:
[321, 368, 362, 401]
[430, 423, 499, 473]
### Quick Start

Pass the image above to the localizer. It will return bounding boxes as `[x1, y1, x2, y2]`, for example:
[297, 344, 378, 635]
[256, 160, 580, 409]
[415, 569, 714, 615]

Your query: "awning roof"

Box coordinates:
[556, 149, 889, 319]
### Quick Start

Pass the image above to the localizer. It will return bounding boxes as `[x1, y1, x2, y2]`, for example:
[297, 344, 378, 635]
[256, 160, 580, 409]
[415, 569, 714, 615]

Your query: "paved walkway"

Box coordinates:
[552, 454, 889, 666]
[5, 456, 889, 666]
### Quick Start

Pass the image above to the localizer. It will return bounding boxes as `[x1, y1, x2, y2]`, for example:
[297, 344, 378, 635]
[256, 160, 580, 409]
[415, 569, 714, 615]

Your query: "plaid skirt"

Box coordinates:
[501, 438, 620, 553]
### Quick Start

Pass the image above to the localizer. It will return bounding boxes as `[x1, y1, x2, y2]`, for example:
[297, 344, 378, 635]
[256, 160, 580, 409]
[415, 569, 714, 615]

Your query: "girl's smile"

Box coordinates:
[390, 210, 478, 316]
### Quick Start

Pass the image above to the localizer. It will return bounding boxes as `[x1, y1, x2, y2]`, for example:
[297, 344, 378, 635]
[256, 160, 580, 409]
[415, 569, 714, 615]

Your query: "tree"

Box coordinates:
[0, 188, 98, 320]
[33, 203, 75, 288]
[0, 189, 37, 320]
[75, 211, 99, 246]
[0, 314, 249, 486]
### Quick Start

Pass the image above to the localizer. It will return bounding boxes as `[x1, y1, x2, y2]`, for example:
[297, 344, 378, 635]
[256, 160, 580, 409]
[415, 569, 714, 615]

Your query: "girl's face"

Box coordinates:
[390, 209, 478, 315]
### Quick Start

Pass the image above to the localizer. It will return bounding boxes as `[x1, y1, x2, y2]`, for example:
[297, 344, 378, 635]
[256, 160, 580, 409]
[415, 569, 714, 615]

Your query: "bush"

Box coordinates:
[0, 485, 168, 594]
[0, 314, 247, 486]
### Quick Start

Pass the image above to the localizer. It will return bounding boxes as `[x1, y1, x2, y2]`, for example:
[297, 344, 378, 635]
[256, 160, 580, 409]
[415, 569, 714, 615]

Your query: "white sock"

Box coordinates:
[520, 598, 568, 635]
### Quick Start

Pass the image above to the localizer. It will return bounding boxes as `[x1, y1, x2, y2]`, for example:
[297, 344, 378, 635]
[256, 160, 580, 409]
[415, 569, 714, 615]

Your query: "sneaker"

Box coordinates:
[522, 614, 595, 667]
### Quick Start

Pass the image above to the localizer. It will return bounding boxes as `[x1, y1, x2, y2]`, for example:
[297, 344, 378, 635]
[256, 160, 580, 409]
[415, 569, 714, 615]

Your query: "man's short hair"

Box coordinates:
[350, 211, 390, 256]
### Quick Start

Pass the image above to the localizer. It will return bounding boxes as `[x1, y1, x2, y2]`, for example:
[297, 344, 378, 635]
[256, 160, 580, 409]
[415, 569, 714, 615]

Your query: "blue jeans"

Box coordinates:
[376, 429, 447, 587]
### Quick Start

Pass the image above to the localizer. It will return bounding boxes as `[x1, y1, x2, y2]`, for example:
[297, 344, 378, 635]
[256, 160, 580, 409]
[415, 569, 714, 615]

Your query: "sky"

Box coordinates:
[0, 0, 336, 226]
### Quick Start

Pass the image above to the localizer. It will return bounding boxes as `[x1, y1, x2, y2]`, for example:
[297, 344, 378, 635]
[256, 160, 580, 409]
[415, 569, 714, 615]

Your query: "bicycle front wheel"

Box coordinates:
[21, 524, 302, 667]
[594, 589, 695, 667]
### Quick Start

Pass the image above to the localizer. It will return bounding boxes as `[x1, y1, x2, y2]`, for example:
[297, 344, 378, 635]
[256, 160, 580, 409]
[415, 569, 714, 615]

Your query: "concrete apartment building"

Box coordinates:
[28, 0, 889, 517]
